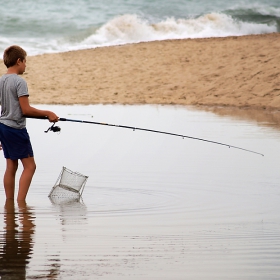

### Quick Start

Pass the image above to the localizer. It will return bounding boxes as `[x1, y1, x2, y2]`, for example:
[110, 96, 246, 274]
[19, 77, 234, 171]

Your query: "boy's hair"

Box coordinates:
[3, 45, 27, 68]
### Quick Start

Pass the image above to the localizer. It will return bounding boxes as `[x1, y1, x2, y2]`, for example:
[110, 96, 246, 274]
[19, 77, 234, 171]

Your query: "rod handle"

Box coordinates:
[24, 116, 67, 122]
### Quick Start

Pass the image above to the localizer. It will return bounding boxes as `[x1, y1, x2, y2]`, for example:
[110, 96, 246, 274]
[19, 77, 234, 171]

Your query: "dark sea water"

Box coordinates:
[0, 0, 279, 55]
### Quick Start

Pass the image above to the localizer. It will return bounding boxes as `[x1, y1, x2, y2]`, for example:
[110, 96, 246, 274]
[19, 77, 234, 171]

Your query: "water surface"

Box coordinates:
[1, 0, 279, 55]
[0, 105, 279, 279]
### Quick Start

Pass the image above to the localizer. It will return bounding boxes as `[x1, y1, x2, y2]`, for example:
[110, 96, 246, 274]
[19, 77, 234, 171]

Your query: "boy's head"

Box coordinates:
[3, 45, 27, 68]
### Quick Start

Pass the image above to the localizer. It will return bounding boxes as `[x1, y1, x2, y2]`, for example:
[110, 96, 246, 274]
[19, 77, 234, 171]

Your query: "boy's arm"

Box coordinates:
[19, 96, 59, 122]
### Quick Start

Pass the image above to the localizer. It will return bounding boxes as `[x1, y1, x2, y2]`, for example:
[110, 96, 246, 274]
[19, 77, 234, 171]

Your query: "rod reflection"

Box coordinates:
[0, 199, 35, 279]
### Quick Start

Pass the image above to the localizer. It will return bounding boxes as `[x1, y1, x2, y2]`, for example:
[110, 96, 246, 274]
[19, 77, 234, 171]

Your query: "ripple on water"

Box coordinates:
[1, 105, 280, 279]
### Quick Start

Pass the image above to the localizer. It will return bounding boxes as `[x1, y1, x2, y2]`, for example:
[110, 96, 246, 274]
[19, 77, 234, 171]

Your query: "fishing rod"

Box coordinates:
[26, 116, 264, 156]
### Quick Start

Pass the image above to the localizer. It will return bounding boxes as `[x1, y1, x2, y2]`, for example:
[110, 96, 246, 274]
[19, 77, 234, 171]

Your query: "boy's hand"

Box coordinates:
[47, 112, 59, 122]
[0, 143, 2, 151]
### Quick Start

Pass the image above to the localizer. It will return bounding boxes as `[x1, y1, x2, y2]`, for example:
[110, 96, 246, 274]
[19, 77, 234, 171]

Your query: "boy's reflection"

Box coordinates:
[0, 199, 35, 278]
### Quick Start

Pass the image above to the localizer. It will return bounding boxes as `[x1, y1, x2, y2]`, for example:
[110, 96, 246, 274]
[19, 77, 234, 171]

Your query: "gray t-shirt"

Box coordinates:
[0, 74, 29, 129]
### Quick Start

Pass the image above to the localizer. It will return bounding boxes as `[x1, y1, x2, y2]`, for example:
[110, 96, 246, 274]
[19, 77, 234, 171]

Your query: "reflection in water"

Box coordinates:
[49, 196, 87, 238]
[200, 106, 280, 130]
[44, 258, 61, 280]
[0, 200, 35, 279]
[49, 196, 87, 225]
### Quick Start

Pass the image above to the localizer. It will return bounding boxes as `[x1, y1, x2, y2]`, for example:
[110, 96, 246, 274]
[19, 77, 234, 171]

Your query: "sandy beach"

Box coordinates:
[1, 33, 280, 110]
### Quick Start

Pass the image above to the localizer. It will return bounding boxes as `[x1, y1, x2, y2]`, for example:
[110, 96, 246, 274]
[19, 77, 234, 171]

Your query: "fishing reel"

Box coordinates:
[44, 123, 61, 133]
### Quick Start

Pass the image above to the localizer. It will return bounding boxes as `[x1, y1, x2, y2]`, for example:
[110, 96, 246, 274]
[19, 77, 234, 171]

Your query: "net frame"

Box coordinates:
[48, 166, 88, 198]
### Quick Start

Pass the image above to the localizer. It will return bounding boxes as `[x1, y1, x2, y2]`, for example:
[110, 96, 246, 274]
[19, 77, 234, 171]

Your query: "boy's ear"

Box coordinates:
[16, 58, 22, 64]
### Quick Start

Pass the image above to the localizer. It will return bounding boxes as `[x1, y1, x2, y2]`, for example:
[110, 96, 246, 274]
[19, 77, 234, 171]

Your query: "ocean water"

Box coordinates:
[0, 0, 279, 55]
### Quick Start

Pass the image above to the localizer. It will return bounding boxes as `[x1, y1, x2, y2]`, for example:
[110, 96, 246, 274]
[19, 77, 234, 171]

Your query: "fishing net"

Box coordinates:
[48, 167, 88, 198]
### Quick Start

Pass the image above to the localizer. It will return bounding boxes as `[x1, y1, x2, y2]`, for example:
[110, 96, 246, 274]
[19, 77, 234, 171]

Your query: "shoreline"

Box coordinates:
[1, 33, 280, 116]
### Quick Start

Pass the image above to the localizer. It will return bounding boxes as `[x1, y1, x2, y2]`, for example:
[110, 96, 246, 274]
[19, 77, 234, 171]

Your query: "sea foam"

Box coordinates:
[0, 12, 277, 56]
[82, 13, 277, 47]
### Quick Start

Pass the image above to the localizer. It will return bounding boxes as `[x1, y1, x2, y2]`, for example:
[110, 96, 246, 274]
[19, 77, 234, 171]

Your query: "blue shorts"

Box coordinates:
[0, 123, 34, 160]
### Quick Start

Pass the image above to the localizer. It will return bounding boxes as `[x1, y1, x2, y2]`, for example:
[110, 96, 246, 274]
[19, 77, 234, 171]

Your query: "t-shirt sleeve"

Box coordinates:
[16, 77, 29, 98]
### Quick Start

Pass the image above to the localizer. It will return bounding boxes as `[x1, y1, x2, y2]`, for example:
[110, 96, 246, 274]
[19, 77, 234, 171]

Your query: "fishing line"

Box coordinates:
[26, 116, 264, 156]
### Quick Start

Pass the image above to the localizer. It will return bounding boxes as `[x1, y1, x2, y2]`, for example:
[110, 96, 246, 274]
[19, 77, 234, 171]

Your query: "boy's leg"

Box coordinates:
[17, 157, 36, 201]
[4, 159, 18, 199]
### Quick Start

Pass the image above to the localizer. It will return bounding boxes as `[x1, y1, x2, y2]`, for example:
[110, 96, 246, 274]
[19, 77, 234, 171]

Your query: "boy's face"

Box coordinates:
[17, 58, 26, 75]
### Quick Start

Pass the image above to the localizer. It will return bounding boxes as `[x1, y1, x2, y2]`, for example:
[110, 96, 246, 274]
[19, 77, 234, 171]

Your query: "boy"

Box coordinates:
[0, 45, 59, 201]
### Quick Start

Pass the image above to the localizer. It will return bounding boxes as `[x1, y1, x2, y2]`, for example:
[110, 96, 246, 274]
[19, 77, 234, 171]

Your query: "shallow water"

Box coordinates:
[0, 105, 280, 279]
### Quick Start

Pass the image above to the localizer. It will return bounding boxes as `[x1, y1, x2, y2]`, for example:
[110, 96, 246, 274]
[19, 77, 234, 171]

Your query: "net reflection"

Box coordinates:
[49, 196, 87, 228]
[0, 200, 35, 279]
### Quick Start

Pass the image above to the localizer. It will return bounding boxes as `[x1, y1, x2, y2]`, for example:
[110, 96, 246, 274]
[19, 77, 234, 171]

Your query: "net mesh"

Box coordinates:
[48, 167, 88, 198]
